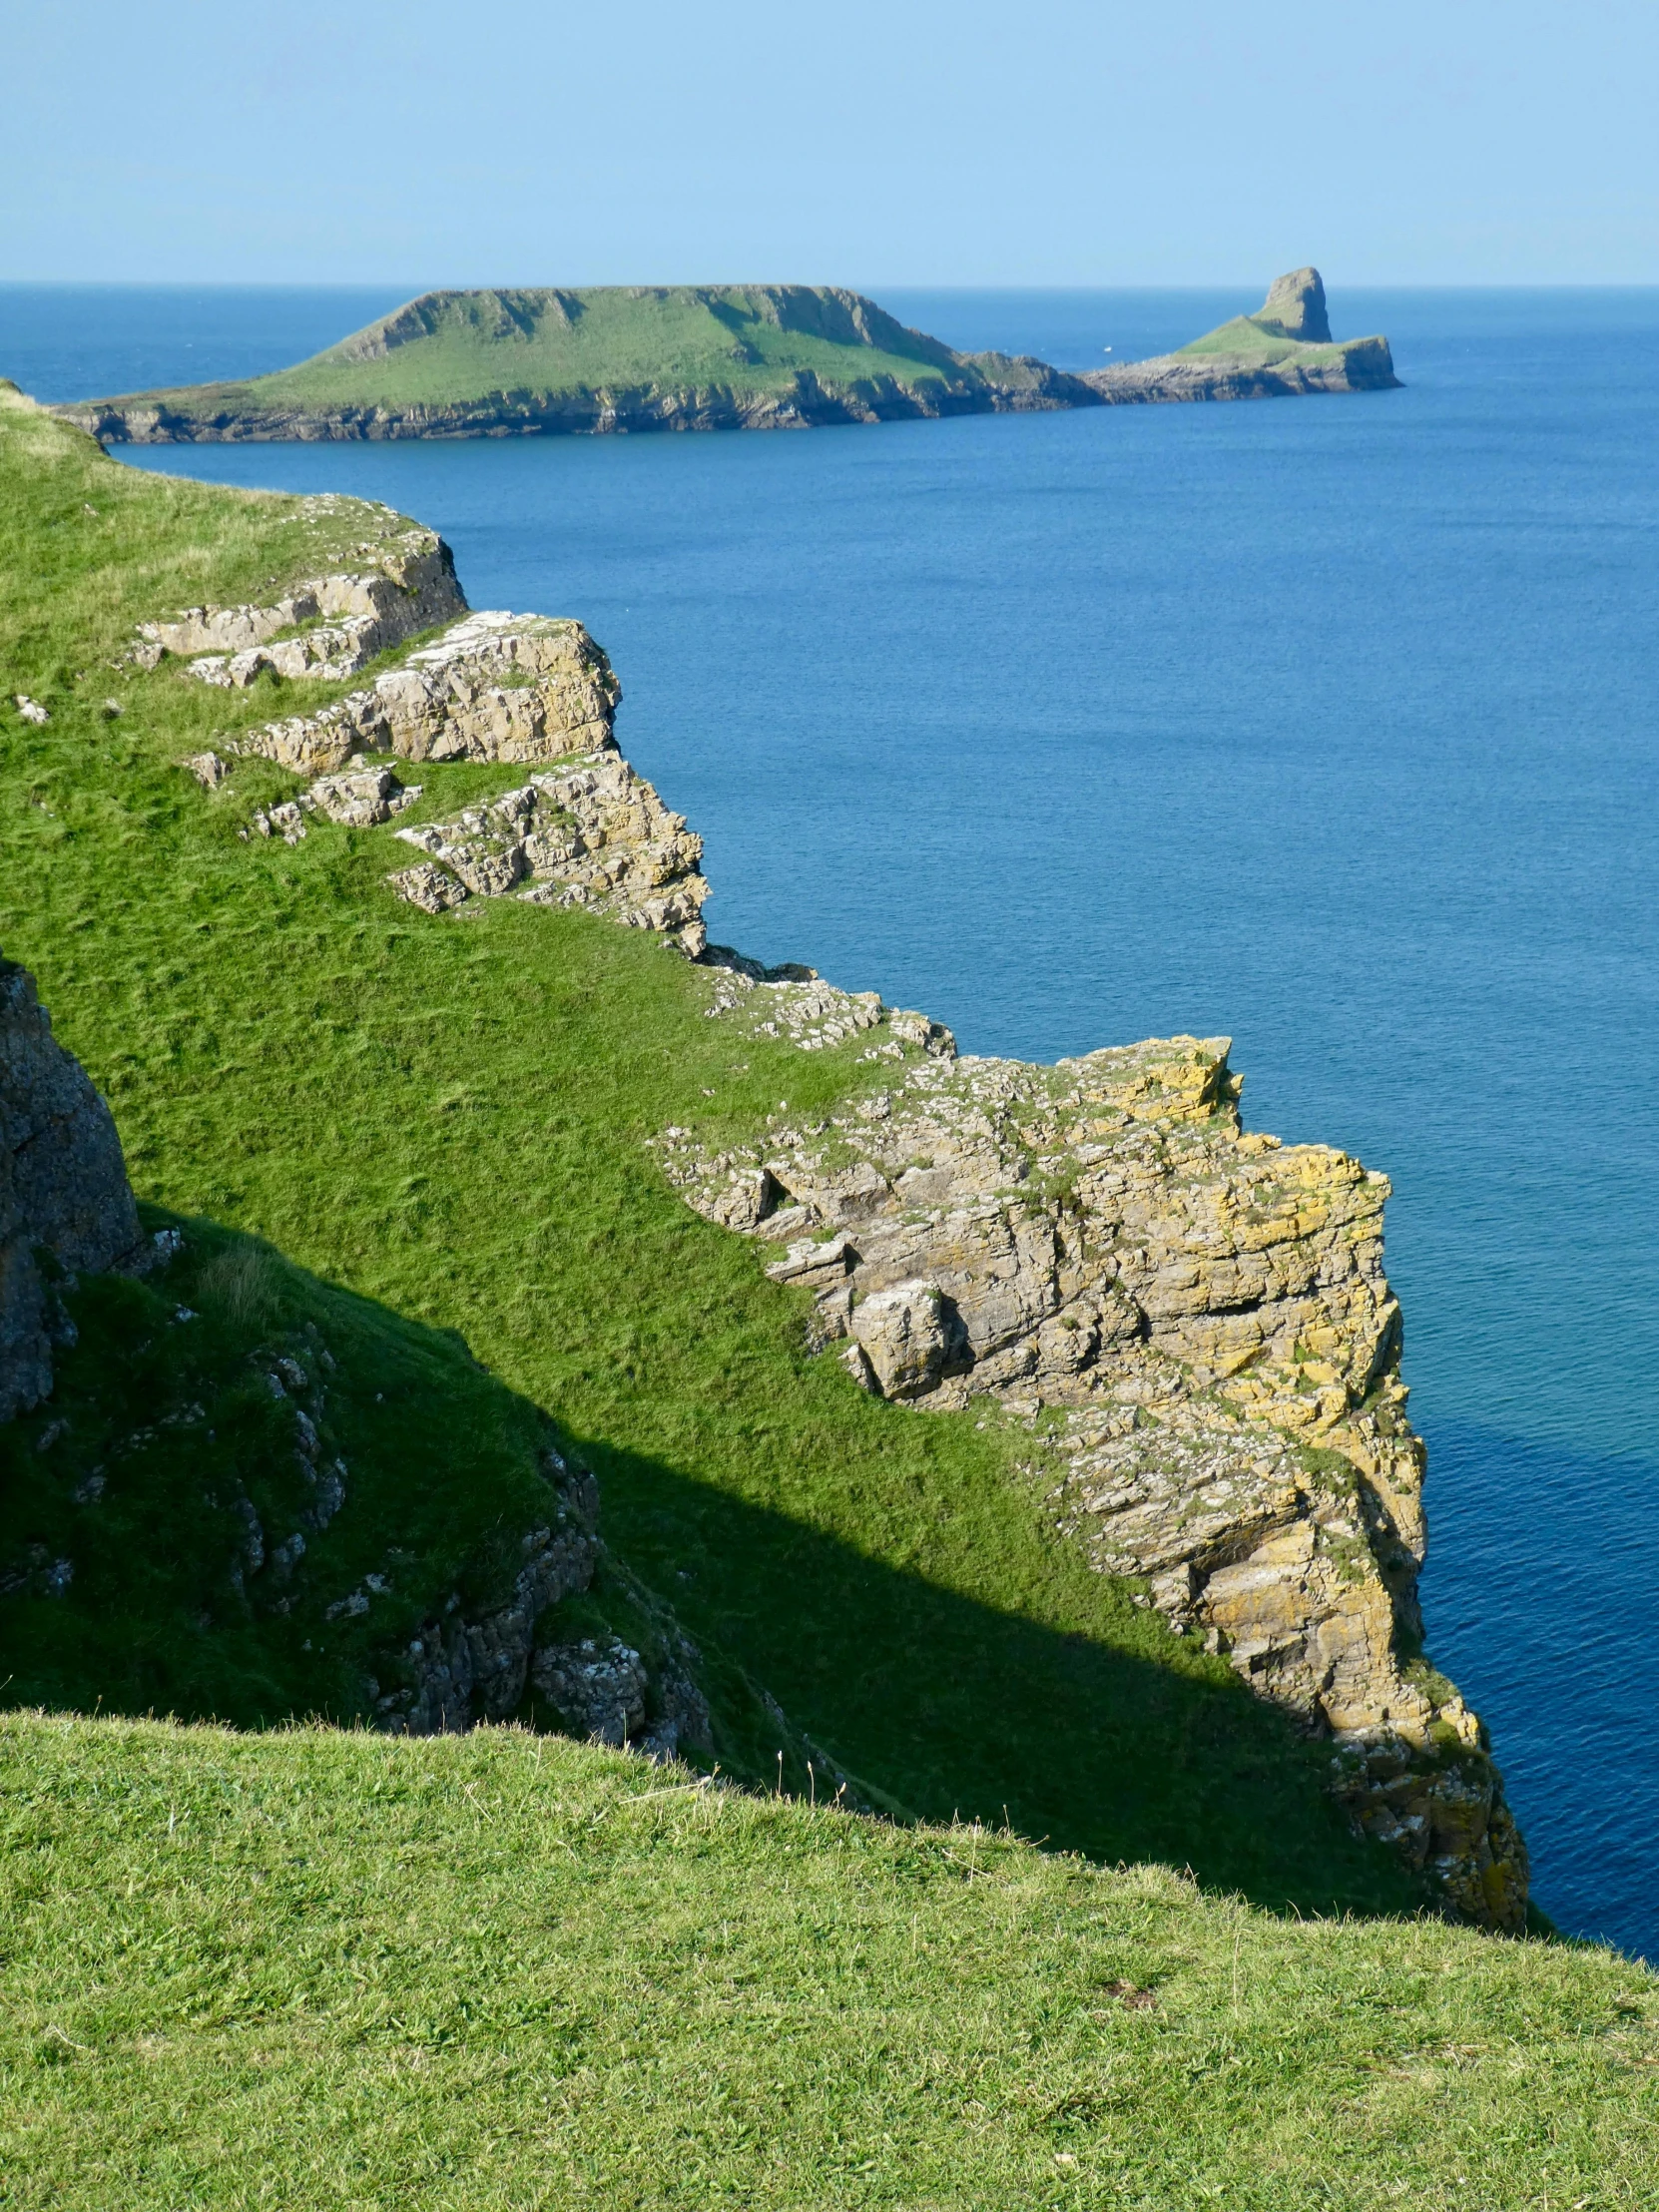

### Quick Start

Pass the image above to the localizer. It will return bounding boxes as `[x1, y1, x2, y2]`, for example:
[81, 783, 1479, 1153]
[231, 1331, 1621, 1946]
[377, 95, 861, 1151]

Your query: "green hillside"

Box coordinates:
[51, 285, 1085, 441]
[5, 1716, 1656, 2209]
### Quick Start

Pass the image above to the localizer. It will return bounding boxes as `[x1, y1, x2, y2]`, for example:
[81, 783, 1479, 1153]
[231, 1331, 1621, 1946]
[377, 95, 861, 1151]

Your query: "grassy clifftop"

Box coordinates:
[51, 284, 1087, 441]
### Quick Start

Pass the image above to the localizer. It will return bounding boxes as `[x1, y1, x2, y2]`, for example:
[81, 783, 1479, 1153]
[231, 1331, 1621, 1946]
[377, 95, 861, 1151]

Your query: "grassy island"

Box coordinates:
[49, 284, 1087, 442]
[49, 270, 1398, 444]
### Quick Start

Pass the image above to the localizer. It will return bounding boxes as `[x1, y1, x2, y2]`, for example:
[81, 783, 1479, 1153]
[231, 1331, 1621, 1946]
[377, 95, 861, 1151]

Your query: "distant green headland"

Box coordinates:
[51, 284, 1087, 442]
[50, 269, 1397, 443]
[1080, 268, 1400, 403]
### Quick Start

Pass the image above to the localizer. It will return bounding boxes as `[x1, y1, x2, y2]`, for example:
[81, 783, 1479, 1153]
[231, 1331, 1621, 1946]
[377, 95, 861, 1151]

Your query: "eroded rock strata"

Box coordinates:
[215, 610, 620, 776]
[140, 526, 463, 682]
[166, 581, 707, 955]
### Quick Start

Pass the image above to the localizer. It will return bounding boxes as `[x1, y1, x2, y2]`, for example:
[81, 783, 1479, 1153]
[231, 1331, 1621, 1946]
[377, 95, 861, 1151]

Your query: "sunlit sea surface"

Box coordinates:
[5, 282, 1656, 1957]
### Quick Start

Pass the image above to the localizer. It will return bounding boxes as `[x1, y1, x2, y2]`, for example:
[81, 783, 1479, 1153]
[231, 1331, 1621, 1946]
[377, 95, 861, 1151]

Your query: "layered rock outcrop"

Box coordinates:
[169, 587, 706, 958]
[221, 610, 620, 776]
[0, 953, 144, 1421]
[658, 1005, 1525, 1928]
[140, 527, 463, 683]
[388, 755, 709, 954]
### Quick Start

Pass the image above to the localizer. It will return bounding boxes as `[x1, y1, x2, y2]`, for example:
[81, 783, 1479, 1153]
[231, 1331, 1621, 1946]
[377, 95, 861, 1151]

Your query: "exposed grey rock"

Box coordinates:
[389, 1485, 601, 1735]
[386, 861, 468, 914]
[302, 1459, 346, 1532]
[848, 1279, 968, 1399]
[391, 753, 709, 955]
[13, 696, 50, 726]
[1, 950, 144, 1421]
[699, 962, 928, 1053]
[145, 528, 463, 685]
[229, 611, 619, 776]
[300, 765, 419, 828]
[181, 751, 229, 788]
[1257, 268, 1332, 342]
[531, 1636, 651, 1746]
[251, 801, 306, 844]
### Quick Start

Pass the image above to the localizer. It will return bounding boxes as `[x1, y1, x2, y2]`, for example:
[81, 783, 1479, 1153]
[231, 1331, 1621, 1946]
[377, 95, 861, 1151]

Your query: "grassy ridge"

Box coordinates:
[1175, 315, 1353, 368]
[3, 1714, 1655, 2209]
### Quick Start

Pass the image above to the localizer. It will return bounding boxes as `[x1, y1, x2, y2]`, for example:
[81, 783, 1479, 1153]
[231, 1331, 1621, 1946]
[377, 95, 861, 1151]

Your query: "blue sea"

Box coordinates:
[5, 282, 1657, 1959]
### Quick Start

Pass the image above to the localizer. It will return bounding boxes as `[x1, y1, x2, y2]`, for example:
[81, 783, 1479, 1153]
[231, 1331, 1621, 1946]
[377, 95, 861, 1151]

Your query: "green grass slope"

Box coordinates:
[52, 286, 1084, 441]
[0, 379, 1433, 1920]
[4, 1715, 1655, 2209]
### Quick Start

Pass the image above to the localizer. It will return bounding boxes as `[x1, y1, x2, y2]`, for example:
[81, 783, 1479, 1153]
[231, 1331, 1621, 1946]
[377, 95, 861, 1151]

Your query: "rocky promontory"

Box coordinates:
[1, 955, 147, 1420]
[1082, 269, 1400, 402]
[129, 550, 1519, 1926]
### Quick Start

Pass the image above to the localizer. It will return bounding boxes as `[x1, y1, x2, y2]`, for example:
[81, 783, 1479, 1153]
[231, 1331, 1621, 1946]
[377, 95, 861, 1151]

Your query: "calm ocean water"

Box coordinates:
[5, 283, 1657, 1957]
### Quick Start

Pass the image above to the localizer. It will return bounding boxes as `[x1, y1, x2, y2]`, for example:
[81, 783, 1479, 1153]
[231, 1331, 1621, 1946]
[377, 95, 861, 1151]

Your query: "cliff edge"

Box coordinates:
[120, 541, 1519, 1926]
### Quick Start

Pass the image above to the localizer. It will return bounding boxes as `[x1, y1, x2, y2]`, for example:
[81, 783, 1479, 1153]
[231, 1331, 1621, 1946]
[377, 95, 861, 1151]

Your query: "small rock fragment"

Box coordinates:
[387, 861, 468, 913]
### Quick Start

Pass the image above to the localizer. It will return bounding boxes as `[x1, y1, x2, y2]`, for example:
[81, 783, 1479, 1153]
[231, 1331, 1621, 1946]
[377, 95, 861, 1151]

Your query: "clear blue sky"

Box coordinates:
[8, 0, 1657, 286]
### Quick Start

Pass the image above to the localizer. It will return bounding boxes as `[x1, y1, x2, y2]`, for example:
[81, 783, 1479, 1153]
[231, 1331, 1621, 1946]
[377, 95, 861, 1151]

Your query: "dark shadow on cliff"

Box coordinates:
[1, 1207, 1419, 1924]
[575, 1432, 1425, 1923]
[0, 1210, 569, 1734]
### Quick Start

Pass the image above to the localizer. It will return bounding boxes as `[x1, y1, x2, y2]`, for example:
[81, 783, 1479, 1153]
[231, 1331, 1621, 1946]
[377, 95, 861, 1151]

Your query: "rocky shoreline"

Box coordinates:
[59, 365, 1091, 444]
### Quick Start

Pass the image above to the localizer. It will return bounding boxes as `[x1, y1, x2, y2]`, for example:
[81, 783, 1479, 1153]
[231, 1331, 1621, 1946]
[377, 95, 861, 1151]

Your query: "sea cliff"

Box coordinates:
[82, 520, 1520, 1923]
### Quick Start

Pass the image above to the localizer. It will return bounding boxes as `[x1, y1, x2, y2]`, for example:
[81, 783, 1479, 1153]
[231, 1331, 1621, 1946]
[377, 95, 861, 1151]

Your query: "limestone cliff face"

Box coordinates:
[212, 610, 622, 778]
[658, 1010, 1526, 1929]
[0, 955, 144, 1420]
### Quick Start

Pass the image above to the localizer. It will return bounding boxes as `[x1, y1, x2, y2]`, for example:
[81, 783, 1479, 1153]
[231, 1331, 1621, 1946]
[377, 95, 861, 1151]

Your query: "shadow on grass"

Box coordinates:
[0, 1211, 1418, 1926]
[578, 1433, 1423, 1924]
